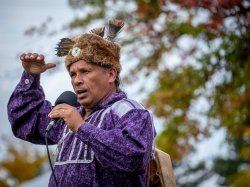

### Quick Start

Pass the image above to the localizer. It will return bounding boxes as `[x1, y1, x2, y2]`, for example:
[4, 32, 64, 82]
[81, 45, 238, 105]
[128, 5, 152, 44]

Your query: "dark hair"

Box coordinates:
[115, 75, 121, 92]
[100, 63, 121, 92]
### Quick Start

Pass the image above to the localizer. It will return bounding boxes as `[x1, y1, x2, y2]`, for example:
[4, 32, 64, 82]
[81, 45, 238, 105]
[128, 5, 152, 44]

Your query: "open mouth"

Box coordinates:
[76, 89, 87, 98]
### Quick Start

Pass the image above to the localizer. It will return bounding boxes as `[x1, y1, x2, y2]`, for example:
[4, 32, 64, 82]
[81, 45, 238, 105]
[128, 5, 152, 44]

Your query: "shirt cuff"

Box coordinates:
[18, 71, 40, 91]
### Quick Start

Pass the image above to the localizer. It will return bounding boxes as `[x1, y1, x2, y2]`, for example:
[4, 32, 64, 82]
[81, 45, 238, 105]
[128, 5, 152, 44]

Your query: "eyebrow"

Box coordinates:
[70, 65, 93, 73]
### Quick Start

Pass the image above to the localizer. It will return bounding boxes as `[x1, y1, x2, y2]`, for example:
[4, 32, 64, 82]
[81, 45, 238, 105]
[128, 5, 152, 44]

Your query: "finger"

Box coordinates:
[24, 53, 32, 60]
[56, 103, 73, 109]
[48, 111, 60, 119]
[20, 53, 26, 61]
[51, 104, 68, 112]
[30, 53, 39, 60]
[49, 108, 65, 119]
[37, 54, 44, 62]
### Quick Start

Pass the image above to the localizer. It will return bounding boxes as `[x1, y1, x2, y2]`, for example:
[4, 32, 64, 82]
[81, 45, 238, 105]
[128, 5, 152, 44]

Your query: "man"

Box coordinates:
[7, 19, 155, 187]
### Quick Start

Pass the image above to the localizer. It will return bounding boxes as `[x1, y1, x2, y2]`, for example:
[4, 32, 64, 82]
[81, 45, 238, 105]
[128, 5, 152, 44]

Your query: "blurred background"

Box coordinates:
[0, 0, 249, 186]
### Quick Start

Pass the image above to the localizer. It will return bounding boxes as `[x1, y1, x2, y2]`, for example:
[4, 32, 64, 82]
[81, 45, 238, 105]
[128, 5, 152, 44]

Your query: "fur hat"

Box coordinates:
[55, 19, 124, 73]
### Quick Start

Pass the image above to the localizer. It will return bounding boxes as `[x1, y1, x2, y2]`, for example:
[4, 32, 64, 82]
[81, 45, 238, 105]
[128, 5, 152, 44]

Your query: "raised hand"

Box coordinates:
[20, 53, 56, 74]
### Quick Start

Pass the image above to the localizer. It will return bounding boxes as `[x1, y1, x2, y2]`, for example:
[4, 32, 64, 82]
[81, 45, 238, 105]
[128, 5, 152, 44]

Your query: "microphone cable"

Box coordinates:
[44, 90, 77, 187]
[45, 131, 59, 187]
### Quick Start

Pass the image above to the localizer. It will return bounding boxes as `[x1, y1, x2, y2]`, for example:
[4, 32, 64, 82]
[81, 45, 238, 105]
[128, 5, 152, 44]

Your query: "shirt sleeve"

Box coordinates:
[75, 109, 154, 174]
[7, 71, 63, 145]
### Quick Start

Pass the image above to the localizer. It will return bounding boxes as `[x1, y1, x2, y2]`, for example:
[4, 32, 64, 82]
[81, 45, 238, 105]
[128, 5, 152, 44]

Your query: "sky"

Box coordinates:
[0, 0, 78, 185]
[0, 0, 157, 137]
[0, 1, 163, 185]
[0, 0, 75, 137]
[0, 0, 228, 186]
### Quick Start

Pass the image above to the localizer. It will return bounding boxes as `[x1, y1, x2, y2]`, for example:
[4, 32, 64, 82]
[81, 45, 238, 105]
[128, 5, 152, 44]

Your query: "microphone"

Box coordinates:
[46, 91, 78, 132]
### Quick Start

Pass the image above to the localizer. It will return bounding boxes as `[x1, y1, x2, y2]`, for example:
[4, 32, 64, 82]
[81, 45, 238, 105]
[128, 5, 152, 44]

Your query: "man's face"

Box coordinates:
[69, 60, 117, 109]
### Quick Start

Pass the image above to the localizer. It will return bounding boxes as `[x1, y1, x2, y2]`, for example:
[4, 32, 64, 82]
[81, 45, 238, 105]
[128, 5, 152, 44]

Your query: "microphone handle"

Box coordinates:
[46, 119, 57, 132]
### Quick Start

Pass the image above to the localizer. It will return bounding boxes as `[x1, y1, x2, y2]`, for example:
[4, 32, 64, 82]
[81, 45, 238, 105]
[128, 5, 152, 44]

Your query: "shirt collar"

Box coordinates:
[81, 91, 127, 114]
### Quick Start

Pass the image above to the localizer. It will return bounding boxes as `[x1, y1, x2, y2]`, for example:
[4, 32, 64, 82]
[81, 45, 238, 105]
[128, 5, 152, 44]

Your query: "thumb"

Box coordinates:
[43, 63, 56, 71]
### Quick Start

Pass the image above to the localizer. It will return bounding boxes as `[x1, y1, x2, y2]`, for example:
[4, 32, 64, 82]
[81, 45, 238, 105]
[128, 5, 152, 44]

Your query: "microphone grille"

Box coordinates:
[55, 91, 78, 107]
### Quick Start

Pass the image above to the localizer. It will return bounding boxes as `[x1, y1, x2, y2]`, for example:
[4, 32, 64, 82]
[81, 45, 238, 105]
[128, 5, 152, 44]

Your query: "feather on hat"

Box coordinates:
[55, 19, 124, 72]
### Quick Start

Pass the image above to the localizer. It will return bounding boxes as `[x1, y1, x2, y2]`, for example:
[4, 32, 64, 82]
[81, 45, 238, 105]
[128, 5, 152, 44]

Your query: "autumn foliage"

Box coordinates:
[66, 0, 250, 186]
[0, 138, 47, 186]
[21, 0, 250, 186]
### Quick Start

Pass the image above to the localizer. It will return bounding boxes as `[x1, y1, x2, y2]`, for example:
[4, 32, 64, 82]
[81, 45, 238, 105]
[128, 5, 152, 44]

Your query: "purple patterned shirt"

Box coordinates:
[7, 72, 155, 187]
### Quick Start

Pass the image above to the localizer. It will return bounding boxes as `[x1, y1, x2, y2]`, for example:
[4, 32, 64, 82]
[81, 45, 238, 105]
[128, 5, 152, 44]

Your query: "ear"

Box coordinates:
[108, 67, 117, 84]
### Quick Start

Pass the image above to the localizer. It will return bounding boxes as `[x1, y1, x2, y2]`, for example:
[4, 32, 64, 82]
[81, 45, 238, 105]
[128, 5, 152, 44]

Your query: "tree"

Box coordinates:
[26, 0, 250, 186]
[0, 137, 47, 186]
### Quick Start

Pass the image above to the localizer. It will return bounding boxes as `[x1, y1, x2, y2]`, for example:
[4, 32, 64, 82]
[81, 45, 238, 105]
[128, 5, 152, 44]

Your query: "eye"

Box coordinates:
[69, 72, 76, 78]
[81, 69, 90, 74]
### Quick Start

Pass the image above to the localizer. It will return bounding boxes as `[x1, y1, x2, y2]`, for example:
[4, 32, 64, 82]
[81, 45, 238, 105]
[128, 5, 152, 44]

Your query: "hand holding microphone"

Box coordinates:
[47, 91, 84, 132]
